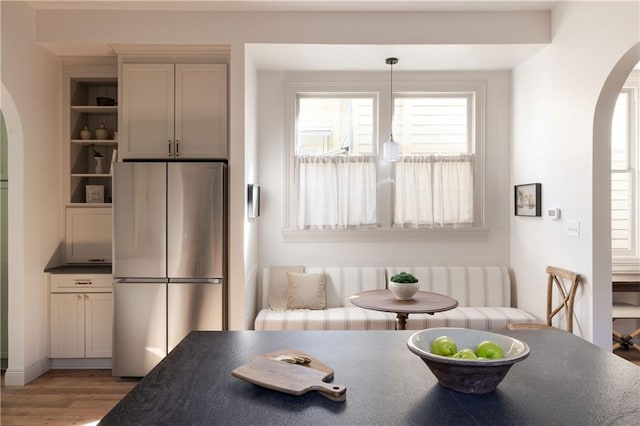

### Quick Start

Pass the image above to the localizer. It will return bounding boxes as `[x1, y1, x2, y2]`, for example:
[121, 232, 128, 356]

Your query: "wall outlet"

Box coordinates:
[566, 220, 580, 238]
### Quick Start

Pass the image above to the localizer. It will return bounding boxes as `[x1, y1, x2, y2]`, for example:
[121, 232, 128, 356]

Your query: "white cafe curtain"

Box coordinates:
[294, 155, 378, 230]
[394, 154, 474, 228]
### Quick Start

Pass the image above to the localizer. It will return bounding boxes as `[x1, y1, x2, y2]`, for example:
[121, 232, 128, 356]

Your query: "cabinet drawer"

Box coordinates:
[50, 274, 113, 293]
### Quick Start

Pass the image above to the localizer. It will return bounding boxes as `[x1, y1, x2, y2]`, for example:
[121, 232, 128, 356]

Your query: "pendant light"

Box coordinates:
[382, 57, 400, 162]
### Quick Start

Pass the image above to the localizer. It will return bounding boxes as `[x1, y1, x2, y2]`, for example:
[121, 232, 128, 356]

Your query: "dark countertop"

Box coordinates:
[100, 330, 640, 426]
[44, 264, 112, 274]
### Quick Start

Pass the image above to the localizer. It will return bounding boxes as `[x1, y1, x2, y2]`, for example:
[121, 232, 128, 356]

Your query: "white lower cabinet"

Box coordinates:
[85, 293, 113, 358]
[49, 274, 113, 359]
[50, 293, 85, 358]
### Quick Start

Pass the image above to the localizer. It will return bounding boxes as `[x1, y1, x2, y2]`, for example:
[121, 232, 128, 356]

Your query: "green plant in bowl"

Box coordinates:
[390, 271, 418, 283]
[389, 271, 419, 300]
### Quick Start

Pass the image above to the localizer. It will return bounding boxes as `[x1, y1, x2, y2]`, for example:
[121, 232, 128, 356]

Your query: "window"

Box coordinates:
[393, 93, 475, 228]
[297, 97, 374, 155]
[293, 94, 378, 230]
[284, 81, 484, 237]
[612, 82, 639, 264]
[394, 94, 472, 154]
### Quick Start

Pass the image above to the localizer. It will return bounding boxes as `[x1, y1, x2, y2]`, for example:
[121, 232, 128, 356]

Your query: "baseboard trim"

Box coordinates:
[4, 357, 51, 386]
[50, 358, 112, 369]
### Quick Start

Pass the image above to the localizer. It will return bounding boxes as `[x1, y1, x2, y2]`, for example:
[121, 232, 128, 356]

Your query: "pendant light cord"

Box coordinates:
[390, 61, 393, 136]
[386, 57, 398, 139]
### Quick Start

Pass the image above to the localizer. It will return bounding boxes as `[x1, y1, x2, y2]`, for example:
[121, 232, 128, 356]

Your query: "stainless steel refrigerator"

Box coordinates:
[112, 161, 226, 377]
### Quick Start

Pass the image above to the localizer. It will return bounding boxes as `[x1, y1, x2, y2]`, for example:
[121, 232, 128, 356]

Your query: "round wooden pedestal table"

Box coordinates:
[349, 289, 459, 330]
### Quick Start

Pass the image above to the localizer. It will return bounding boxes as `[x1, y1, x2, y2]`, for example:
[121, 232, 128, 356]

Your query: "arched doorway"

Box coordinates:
[593, 42, 640, 349]
[1, 82, 25, 384]
[1, 110, 7, 369]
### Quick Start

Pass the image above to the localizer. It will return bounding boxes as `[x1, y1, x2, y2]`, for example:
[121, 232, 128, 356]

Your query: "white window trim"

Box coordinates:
[612, 72, 640, 273]
[283, 80, 487, 242]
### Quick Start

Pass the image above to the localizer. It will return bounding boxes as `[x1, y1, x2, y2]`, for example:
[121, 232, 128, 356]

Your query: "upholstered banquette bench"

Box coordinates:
[254, 266, 537, 331]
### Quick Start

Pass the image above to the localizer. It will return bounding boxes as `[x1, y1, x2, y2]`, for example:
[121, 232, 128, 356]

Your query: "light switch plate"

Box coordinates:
[566, 220, 580, 238]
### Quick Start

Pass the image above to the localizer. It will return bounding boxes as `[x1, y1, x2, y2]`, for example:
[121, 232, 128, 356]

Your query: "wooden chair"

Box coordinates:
[612, 302, 640, 352]
[508, 266, 581, 332]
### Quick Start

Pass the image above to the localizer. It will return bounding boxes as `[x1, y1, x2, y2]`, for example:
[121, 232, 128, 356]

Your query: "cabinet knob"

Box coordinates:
[168, 139, 172, 157]
[76, 295, 83, 300]
[84, 295, 89, 300]
[176, 139, 180, 157]
[74, 280, 92, 286]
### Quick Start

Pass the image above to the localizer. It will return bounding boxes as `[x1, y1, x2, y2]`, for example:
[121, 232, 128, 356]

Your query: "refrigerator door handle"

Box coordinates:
[116, 278, 169, 284]
[169, 278, 223, 284]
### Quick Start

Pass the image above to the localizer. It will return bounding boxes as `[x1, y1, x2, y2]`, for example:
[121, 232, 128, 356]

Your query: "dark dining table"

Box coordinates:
[100, 330, 640, 426]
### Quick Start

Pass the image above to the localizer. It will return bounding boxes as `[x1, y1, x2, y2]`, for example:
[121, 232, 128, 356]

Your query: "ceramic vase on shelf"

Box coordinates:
[94, 156, 104, 174]
[80, 126, 93, 140]
[95, 123, 110, 140]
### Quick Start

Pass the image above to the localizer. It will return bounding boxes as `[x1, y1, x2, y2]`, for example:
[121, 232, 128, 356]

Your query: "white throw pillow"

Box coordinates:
[286, 272, 327, 310]
[267, 266, 305, 311]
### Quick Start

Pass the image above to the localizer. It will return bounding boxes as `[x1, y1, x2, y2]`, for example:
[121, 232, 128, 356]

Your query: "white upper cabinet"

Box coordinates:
[65, 207, 113, 264]
[175, 64, 228, 158]
[121, 63, 174, 159]
[120, 63, 227, 159]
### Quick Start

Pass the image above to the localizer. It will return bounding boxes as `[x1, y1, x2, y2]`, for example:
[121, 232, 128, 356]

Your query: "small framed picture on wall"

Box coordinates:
[515, 183, 541, 217]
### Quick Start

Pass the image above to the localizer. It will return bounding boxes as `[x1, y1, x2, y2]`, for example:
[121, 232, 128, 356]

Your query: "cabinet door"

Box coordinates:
[121, 64, 174, 159]
[50, 293, 85, 358]
[65, 207, 112, 264]
[84, 293, 113, 358]
[175, 64, 228, 159]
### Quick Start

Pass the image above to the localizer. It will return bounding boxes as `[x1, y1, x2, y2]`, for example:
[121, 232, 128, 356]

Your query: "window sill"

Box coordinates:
[282, 226, 489, 243]
[612, 256, 640, 276]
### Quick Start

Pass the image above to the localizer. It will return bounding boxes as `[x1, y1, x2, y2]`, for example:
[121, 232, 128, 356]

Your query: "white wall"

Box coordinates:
[242, 49, 259, 329]
[257, 70, 512, 278]
[1, 1, 62, 385]
[511, 1, 640, 348]
[27, 6, 549, 334]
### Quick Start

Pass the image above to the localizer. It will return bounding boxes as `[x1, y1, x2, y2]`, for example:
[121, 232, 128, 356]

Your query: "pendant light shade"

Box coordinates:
[383, 134, 400, 162]
[383, 57, 400, 162]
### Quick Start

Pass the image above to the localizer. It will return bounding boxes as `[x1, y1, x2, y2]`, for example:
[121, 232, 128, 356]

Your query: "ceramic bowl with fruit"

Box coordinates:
[407, 327, 530, 394]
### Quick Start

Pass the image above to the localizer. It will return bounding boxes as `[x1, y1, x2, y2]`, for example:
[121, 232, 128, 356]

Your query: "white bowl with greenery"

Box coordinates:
[389, 271, 420, 300]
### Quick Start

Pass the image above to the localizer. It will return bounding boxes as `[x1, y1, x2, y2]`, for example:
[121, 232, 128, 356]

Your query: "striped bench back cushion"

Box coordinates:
[386, 266, 512, 307]
[262, 266, 511, 309]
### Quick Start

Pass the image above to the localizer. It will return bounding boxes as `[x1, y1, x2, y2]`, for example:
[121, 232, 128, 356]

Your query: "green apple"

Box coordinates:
[452, 348, 478, 359]
[430, 336, 458, 357]
[475, 340, 504, 359]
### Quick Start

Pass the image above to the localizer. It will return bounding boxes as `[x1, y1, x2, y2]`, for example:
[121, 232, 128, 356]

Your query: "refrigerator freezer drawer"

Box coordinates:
[168, 282, 223, 352]
[112, 282, 167, 377]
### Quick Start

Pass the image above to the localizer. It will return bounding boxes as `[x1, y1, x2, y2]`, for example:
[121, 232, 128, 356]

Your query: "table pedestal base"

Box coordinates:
[396, 313, 408, 330]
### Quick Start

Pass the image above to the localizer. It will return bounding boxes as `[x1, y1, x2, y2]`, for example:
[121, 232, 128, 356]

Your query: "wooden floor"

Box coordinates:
[1, 351, 638, 425]
[1, 370, 138, 425]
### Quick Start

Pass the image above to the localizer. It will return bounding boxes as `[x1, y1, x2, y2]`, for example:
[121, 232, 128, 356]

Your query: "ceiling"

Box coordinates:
[246, 43, 548, 71]
[27, 1, 558, 12]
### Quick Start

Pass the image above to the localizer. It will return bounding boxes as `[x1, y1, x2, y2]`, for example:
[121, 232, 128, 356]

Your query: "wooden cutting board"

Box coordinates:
[232, 358, 347, 402]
